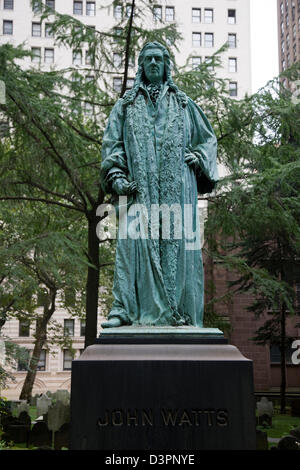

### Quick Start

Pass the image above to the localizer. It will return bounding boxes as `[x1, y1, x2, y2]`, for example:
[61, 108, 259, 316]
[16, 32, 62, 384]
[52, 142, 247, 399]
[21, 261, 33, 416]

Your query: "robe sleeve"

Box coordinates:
[100, 98, 128, 193]
[187, 97, 219, 195]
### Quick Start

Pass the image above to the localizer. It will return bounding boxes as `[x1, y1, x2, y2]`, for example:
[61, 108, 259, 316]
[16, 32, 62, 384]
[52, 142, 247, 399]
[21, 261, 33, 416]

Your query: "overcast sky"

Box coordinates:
[250, 0, 279, 93]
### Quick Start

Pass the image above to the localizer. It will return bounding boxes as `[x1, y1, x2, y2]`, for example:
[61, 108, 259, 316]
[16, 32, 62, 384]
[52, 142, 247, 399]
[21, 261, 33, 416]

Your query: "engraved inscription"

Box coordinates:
[97, 408, 228, 427]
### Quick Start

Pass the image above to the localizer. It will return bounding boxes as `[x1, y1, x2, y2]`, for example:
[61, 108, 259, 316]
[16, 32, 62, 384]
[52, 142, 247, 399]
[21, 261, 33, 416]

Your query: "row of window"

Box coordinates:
[17, 348, 80, 372]
[112, 5, 237, 24]
[1, 0, 55, 10]
[18, 319, 86, 337]
[192, 32, 237, 49]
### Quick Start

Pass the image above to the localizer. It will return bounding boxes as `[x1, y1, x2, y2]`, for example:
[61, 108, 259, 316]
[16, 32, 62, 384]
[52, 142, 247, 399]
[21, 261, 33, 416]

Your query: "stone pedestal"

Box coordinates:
[70, 327, 256, 450]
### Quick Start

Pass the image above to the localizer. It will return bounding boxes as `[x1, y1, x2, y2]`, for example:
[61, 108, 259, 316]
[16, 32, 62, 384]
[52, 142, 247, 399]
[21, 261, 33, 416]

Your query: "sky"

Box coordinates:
[250, 0, 279, 93]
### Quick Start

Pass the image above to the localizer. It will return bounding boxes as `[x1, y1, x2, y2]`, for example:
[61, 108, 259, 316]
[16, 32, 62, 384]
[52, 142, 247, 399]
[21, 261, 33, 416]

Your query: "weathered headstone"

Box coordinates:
[290, 426, 300, 443]
[28, 421, 52, 448]
[48, 401, 70, 449]
[55, 423, 70, 450]
[15, 401, 30, 418]
[256, 429, 268, 450]
[36, 393, 52, 418]
[257, 397, 273, 426]
[55, 390, 70, 406]
[18, 411, 31, 427]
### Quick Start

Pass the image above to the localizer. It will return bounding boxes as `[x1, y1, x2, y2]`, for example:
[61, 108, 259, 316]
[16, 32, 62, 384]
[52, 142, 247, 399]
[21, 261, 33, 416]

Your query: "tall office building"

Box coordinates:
[0, 0, 252, 98]
[278, 0, 300, 74]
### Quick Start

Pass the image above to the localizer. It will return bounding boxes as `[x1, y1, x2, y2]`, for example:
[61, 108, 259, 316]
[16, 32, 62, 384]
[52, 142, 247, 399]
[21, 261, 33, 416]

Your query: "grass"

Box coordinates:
[265, 414, 300, 439]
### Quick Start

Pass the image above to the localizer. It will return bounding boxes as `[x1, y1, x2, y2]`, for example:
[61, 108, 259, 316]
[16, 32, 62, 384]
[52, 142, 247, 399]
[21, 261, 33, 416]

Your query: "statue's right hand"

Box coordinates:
[112, 178, 137, 195]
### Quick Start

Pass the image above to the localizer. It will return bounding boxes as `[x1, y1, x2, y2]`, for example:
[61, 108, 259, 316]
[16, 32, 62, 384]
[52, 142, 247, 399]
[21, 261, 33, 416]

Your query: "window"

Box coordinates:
[45, 23, 54, 37]
[125, 3, 132, 17]
[228, 9, 236, 24]
[228, 57, 237, 72]
[46, 0, 55, 8]
[17, 350, 30, 371]
[4, 0, 14, 10]
[204, 8, 213, 24]
[32, 0, 40, 13]
[192, 8, 201, 23]
[192, 56, 201, 69]
[113, 77, 122, 92]
[113, 27, 123, 42]
[204, 33, 214, 48]
[282, 59, 286, 70]
[153, 5, 162, 21]
[229, 81, 238, 97]
[205, 56, 214, 71]
[126, 78, 134, 89]
[129, 54, 135, 68]
[3, 20, 13, 35]
[166, 6, 175, 22]
[32, 22, 41, 37]
[270, 344, 294, 364]
[19, 320, 30, 337]
[63, 350, 73, 370]
[113, 52, 122, 68]
[31, 47, 41, 63]
[228, 33, 237, 48]
[73, 1, 83, 15]
[73, 50, 82, 65]
[64, 319, 75, 336]
[85, 50, 93, 65]
[80, 320, 86, 336]
[44, 48, 54, 63]
[86, 1, 95, 16]
[114, 4, 122, 19]
[192, 32, 201, 48]
[37, 350, 46, 371]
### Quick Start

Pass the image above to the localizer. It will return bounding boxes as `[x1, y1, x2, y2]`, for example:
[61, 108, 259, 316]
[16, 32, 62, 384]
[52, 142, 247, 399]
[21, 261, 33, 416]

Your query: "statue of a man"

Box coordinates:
[100, 42, 219, 328]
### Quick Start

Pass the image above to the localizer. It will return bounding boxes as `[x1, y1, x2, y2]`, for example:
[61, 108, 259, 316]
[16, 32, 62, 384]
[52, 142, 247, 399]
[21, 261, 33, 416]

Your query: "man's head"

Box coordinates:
[138, 42, 171, 84]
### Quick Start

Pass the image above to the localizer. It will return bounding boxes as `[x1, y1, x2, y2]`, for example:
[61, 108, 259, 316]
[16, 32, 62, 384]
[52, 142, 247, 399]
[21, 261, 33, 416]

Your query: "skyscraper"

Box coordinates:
[278, 0, 300, 74]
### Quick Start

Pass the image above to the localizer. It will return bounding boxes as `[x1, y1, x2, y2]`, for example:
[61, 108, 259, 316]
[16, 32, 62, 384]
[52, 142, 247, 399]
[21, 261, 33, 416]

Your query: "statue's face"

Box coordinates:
[143, 48, 165, 84]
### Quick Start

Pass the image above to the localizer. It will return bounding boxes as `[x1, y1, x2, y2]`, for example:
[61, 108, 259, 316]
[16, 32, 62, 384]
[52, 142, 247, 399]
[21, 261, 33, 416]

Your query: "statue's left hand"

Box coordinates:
[185, 153, 199, 168]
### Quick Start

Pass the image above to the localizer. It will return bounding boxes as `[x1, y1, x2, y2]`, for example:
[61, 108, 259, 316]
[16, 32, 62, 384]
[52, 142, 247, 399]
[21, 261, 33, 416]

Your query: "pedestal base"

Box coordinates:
[70, 330, 256, 450]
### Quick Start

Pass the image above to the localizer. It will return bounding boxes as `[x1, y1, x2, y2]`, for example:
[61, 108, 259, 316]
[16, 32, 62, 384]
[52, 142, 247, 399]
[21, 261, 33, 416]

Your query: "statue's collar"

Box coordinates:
[139, 81, 169, 102]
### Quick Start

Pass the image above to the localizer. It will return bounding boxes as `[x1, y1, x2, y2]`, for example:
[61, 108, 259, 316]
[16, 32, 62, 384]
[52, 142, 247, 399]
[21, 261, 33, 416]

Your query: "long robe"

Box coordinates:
[100, 82, 219, 327]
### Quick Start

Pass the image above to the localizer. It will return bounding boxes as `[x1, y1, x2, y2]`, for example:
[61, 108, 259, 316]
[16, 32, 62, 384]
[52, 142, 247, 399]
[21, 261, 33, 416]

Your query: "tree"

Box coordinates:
[0, 201, 90, 400]
[0, 0, 182, 347]
[204, 64, 300, 413]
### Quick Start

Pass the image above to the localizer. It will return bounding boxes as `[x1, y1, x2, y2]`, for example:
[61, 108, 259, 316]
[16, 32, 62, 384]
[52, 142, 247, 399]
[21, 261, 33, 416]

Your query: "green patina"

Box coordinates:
[100, 42, 219, 328]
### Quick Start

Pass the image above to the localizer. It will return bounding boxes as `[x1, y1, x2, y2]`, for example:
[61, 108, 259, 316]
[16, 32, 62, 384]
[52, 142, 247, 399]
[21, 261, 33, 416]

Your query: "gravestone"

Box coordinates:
[55, 423, 70, 450]
[256, 429, 268, 450]
[290, 425, 300, 443]
[18, 411, 31, 427]
[55, 390, 70, 406]
[70, 327, 257, 450]
[291, 400, 300, 417]
[257, 397, 273, 427]
[15, 401, 29, 418]
[37, 393, 52, 418]
[28, 421, 52, 448]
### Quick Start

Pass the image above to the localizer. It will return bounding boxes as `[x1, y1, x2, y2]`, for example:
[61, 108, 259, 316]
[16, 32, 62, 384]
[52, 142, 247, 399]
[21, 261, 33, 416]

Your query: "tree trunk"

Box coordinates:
[280, 303, 287, 414]
[19, 319, 47, 401]
[85, 212, 100, 348]
[19, 289, 56, 401]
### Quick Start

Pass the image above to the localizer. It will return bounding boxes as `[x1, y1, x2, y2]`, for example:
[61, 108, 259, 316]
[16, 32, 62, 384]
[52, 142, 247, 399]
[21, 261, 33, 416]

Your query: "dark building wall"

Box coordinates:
[204, 257, 300, 392]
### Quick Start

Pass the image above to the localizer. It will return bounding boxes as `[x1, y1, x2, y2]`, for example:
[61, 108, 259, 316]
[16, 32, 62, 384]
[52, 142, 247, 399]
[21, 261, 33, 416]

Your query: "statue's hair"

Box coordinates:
[122, 41, 187, 107]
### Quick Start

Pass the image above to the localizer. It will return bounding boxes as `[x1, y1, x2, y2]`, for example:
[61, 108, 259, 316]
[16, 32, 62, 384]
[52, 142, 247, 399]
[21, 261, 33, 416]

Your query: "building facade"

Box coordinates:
[278, 0, 300, 74]
[0, 0, 252, 98]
